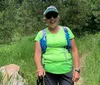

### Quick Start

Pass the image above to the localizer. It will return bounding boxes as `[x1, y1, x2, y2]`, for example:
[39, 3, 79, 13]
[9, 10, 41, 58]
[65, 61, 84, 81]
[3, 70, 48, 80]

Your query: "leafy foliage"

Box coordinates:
[0, 33, 100, 84]
[0, 0, 100, 43]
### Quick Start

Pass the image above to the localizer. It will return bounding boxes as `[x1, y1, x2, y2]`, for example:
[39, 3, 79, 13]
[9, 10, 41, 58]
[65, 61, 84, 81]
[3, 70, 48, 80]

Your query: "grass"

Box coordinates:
[82, 33, 100, 85]
[0, 35, 36, 85]
[76, 33, 100, 85]
[0, 32, 100, 85]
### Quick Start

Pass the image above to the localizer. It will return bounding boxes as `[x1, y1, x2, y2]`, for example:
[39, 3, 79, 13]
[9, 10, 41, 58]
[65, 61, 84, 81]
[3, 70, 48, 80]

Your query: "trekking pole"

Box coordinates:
[36, 77, 44, 85]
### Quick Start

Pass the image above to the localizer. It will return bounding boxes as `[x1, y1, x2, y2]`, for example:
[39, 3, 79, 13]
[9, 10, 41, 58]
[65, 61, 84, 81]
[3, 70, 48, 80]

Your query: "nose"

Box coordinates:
[51, 17, 54, 20]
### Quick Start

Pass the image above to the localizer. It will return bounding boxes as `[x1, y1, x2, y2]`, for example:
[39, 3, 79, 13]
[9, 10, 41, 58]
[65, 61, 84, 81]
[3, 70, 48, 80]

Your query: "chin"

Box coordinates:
[50, 24, 57, 29]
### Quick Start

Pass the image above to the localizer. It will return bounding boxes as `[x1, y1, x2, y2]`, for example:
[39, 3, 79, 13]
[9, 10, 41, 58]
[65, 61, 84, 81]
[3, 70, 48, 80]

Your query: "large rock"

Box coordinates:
[0, 64, 25, 85]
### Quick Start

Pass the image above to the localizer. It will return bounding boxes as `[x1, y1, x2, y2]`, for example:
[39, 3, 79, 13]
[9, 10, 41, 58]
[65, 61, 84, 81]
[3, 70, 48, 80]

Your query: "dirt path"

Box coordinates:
[74, 53, 87, 85]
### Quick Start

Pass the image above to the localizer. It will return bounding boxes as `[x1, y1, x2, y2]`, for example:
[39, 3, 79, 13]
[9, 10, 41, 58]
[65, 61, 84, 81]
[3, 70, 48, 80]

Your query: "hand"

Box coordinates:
[72, 71, 80, 82]
[36, 68, 45, 77]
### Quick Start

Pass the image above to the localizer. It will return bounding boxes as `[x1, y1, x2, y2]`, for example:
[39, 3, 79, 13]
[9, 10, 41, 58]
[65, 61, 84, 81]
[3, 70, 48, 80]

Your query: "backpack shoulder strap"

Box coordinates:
[63, 26, 71, 53]
[42, 29, 46, 40]
[40, 28, 47, 54]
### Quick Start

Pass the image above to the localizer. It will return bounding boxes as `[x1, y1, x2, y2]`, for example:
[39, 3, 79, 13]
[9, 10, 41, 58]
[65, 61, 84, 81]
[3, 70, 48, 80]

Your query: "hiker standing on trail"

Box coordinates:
[34, 6, 80, 85]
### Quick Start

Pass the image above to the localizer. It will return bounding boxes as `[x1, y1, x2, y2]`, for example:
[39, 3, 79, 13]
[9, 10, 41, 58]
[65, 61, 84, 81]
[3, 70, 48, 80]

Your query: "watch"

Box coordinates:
[75, 69, 80, 73]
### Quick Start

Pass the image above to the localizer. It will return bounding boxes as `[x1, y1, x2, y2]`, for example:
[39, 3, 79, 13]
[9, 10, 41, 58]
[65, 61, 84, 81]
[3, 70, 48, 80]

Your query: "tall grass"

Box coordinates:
[76, 33, 100, 85]
[0, 35, 36, 85]
[0, 33, 100, 85]
[83, 33, 100, 85]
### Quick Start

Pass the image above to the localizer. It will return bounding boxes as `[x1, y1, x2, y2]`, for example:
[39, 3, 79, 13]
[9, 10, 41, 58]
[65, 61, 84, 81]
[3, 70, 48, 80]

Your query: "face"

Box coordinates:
[45, 12, 59, 29]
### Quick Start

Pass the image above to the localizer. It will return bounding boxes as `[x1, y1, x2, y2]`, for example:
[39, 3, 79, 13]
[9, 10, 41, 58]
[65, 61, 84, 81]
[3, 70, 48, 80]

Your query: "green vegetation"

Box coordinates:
[0, 0, 100, 85]
[0, 72, 2, 82]
[0, 0, 100, 43]
[82, 33, 100, 85]
[76, 33, 100, 85]
[0, 33, 100, 84]
[0, 35, 36, 85]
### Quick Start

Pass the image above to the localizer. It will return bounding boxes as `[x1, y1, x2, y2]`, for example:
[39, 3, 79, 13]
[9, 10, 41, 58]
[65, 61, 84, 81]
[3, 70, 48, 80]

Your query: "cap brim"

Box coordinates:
[45, 11, 58, 15]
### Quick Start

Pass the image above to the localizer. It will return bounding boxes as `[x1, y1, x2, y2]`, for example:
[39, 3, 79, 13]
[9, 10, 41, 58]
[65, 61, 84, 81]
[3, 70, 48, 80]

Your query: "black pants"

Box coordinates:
[44, 70, 74, 85]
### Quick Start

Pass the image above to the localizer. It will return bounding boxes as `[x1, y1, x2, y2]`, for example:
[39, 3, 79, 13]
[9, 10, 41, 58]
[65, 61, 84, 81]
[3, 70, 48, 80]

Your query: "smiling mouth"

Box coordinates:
[50, 21, 56, 24]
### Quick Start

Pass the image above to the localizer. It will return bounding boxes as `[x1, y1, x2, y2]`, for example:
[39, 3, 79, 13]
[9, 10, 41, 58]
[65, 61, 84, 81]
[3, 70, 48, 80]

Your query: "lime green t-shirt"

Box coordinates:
[34, 26, 75, 74]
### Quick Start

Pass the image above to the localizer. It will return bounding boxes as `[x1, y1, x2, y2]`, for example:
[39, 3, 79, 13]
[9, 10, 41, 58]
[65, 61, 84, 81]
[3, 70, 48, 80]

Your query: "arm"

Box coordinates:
[71, 39, 80, 69]
[34, 41, 45, 77]
[71, 38, 80, 82]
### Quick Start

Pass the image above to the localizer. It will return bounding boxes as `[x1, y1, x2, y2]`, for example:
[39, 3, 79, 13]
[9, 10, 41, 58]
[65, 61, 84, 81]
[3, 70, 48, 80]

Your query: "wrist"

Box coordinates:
[37, 66, 43, 70]
[37, 67, 44, 72]
[74, 68, 80, 73]
[75, 68, 80, 70]
[37, 67, 43, 70]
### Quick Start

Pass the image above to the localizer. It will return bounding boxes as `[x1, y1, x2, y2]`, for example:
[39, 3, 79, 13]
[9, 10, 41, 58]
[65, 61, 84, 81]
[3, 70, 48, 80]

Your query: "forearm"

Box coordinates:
[34, 42, 43, 69]
[72, 49, 80, 69]
[71, 39, 80, 69]
[34, 55, 43, 69]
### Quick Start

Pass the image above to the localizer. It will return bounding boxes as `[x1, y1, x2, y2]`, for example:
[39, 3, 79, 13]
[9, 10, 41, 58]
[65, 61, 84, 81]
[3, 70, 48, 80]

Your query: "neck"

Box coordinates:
[48, 25, 60, 33]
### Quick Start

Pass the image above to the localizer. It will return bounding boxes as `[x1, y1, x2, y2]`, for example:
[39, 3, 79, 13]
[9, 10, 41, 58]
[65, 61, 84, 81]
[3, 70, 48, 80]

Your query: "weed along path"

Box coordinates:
[74, 53, 87, 85]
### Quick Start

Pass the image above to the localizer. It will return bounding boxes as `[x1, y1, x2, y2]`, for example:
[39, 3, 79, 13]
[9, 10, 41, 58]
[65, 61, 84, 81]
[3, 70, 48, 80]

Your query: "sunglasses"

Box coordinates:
[45, 12, 58, 19]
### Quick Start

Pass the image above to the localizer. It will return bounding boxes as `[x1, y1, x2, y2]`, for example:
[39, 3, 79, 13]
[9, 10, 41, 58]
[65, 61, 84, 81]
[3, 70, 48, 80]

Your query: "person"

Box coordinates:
[34, 5, 80, 85]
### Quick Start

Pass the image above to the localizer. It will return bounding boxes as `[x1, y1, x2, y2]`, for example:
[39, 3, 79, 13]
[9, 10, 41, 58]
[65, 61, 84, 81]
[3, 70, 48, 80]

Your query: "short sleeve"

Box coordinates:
[67, 27, 75, 39]
[34, 30, 42, 41]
